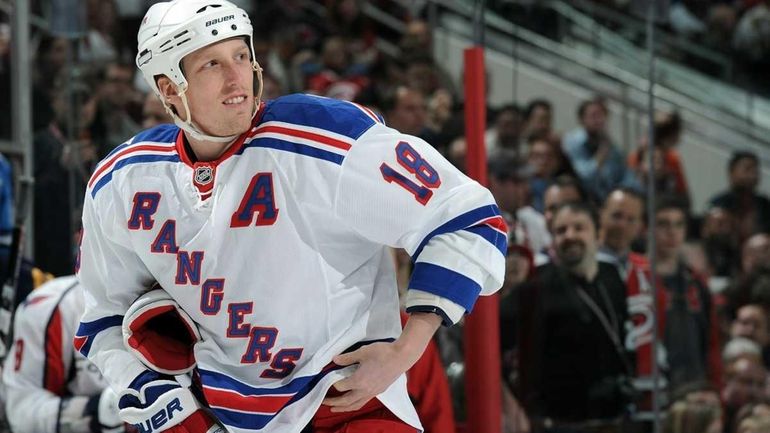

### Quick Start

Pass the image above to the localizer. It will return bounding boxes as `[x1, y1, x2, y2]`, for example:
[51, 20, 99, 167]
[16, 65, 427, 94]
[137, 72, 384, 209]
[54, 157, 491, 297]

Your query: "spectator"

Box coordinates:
[261, 23, 302, 93]
[399, 19, 433, 59]
[654, 195, 722, 392]
[83, 0, 121, 63]
[91, 62, 142, 157]
[527, 133, 576, 213]
[141, 92, 173, 129]
[522, 98, 560, 146]
[597, 188, 646, 277]
[399, 19, 456, 99]
[31, 35, 70, 132]
[730, 304, 770, 369]
[725, 271, 770, 330]
[703, 4, 738, 55]
[733, 0, 770, 93]
[325, 0, 378, 66]
[699, 206, 741, 282]
[511, 202, 632, 430]
[535, 175, 587, 266]
[562, 96, 640, 202]
[709, 151, 770, 241]
[486, 104, 524, 157]
[424, 89, 458, 154]
[742, 233, 770, 276]
[404, 56, 445, 101]
[541, 175, 587, 233]
[597, 188, 667, 419]
[305, 36, 370, 101]
[633, 145, 689, 205]
[488, 155, 551, 254]
[663, 399, 722, 433]
[723, 337, 763, 366]
[721, 355, 768, 433]
[499, 242, 536, 394]
[733, 402, 770, 433]
[383, 86, 430, 140]
[668, 0, 708, 38]
[33, 81, 98, 276]
[628, 112, 689, 203]
[724, 236, 770, 327]
[261, 73, 285, 101]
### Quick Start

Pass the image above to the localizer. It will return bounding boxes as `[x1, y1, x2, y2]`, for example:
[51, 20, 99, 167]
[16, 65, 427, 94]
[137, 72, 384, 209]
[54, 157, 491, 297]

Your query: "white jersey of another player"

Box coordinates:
[3, 276, 112, 433]
[76, 94, 507, 433]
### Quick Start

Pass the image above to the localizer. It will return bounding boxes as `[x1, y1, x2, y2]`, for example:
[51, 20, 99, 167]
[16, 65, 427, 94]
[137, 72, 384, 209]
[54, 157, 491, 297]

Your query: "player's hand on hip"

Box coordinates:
[323, 312, 443, 413]
[323, 341, 412, 412]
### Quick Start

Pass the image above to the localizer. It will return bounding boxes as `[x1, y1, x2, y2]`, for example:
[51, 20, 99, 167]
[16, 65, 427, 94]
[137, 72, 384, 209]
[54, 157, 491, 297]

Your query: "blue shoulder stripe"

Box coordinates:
[262, 94, 376, 141]
[408, 262, 482, 312]
[104, 124, 178, 159]
[91, 154, 181, 198]
[412, 205, 503, 261]
[243, 138, 344, 165]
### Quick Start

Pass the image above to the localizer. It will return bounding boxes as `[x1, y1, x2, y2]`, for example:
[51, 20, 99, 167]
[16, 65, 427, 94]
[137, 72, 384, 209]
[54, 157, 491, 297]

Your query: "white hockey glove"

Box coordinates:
[58, 388, 128, 433]
[118, 371, 223, 433]
[95, 388, 127, 433]
[122, 287, 200, 375]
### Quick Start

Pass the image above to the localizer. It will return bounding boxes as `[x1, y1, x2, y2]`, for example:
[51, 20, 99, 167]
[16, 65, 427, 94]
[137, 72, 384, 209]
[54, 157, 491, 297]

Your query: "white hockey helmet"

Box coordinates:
[136, 0, 263, 143]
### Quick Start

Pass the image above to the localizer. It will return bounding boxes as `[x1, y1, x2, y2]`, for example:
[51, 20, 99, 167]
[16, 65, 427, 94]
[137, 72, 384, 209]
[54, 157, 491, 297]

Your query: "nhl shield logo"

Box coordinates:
[192, 163, 216, 199]
[195, 166, 213, 185]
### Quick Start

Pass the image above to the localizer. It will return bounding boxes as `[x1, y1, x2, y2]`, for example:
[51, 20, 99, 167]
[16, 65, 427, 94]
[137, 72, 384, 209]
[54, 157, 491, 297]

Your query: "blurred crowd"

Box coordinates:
[0, 1, 769, 433]
[494, 0, 770, 94]
[605, 0, 770, 93]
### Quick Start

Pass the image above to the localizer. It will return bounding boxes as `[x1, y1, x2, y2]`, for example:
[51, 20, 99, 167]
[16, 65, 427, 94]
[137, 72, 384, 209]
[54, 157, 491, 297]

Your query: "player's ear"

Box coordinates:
[155, 76, 186, 119]
[156, 76, 179, 101]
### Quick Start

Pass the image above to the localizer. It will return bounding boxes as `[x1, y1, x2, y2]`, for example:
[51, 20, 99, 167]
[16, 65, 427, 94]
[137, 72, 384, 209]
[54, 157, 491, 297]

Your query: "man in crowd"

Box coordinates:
[597, 188, 645, 278]
[488, 156, 551, 254]
[653, 196, 721, 392]
[709, 151, 770, 241]
[562, 97, 640, 203]
[512, 202, 632, 431]
[730, 303, 770, 369]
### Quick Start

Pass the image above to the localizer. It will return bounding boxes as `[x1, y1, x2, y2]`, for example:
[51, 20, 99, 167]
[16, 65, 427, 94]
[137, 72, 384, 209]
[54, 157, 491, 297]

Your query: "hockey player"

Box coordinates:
[3, 276, 124, 433]
[74, 1, 506, 432]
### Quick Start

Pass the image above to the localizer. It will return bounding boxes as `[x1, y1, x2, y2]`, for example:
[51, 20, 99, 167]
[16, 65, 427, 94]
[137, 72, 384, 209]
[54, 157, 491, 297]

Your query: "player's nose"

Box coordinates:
[222, 62, 243, 87]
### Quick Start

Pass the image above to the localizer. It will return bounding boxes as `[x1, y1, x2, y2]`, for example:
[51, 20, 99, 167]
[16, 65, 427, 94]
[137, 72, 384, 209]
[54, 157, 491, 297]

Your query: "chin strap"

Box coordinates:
[163, 61, 264, 144]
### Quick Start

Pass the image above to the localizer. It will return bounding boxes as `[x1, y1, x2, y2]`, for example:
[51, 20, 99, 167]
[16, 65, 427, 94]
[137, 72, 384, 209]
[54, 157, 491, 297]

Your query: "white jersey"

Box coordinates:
[75, 94, 506, 433]
[3, 276, 110, 433]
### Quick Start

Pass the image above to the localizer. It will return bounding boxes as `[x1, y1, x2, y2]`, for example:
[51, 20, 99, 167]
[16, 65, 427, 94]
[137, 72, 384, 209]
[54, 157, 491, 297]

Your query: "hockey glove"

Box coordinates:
[122, 287, 200, 375]
[59, 388, 127, 433]
[118, 371, 223, 433]
[93, 387, 128, 433]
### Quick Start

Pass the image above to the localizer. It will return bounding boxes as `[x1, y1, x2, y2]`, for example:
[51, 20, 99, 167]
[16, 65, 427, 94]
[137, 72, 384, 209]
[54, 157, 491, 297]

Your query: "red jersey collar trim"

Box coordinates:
[175, 102, 266, 167]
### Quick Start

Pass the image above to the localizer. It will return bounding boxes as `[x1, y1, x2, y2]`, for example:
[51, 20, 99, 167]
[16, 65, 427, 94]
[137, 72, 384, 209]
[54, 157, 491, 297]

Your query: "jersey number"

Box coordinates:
[380, 141, 441, 205]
